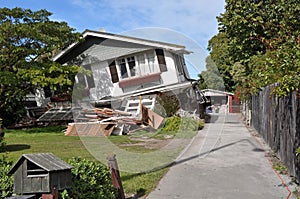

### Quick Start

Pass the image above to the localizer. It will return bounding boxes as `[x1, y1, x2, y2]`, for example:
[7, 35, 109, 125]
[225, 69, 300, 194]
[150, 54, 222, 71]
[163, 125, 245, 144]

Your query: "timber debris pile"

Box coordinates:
[65, 97, 165, 136]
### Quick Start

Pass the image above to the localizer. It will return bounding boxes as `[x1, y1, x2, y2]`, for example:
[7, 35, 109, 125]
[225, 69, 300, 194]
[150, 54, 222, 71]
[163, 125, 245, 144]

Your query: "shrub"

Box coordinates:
[61, 157, 115, 199]
[156, 92, 180, 117]
[0, 156, 13, 199]
[156, 116, 204, 139]
[161, 116, 204, 132]
[296, 147, 300, 156]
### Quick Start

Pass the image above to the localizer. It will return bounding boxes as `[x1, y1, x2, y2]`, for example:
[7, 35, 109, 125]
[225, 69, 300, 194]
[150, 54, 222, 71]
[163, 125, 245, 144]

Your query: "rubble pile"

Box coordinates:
[66, 105, 164, 137]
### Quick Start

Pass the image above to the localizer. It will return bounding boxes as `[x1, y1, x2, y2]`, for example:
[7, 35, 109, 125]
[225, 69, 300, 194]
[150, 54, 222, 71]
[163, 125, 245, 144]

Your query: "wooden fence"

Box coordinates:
[250, 85, 300, 181]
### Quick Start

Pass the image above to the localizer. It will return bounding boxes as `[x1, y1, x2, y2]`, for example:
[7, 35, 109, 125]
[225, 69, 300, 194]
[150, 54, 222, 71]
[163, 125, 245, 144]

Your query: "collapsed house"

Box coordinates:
[35, 30, 205, 135]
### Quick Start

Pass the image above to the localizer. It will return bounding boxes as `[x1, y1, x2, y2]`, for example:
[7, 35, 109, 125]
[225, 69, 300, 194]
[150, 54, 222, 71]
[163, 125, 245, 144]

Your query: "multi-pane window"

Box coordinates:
[136, 51, 158, 76]
[146, 51, 157, 74]
[118, 58, 128, 78]
[127, 56, 136, 77]
[117, 56, 137, 79]
[111, 49, 167, 82]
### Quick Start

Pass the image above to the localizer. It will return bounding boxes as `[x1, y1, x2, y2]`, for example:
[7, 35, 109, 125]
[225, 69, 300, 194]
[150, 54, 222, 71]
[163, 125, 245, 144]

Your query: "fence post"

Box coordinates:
[107, 154, 125, 199]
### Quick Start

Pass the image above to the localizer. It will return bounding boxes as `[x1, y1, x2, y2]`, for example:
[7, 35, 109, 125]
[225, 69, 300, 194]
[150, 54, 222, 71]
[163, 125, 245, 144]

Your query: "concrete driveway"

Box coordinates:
[147, 113, 295, 199]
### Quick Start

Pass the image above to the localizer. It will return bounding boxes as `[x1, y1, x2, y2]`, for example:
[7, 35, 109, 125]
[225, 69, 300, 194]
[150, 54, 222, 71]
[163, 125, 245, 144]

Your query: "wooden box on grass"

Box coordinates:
[8, 153, 73, 195]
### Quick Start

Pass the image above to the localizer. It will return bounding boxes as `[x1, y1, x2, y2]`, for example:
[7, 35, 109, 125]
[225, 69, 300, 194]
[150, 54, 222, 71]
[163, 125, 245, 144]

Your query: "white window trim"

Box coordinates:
[115, 50, 160, 81]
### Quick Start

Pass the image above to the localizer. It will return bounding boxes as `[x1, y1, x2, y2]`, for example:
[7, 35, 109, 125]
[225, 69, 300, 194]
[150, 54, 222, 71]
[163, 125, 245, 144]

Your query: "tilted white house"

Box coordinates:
[53, 29, 195, 108]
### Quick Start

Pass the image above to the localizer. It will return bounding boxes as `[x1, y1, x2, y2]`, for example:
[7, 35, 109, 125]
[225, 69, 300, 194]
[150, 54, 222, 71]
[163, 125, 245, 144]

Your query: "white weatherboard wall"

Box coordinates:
[111, 50, 181, 97]
[75, 47, 188, 100]
[160, 51, 181, 84]
[90, 61, 113, 101]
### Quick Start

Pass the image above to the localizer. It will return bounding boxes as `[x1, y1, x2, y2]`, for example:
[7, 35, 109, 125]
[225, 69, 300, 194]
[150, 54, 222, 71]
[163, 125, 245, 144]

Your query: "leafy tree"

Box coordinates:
[207, 33, 236, 92]
[0, 7, 81, 126]
[211, 0, 300, 97]
[198, 55, 225, 91]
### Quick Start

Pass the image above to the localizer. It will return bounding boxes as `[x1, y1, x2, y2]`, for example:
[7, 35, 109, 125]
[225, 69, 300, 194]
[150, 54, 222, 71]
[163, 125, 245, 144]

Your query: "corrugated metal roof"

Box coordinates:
[9, 153, 73, 174]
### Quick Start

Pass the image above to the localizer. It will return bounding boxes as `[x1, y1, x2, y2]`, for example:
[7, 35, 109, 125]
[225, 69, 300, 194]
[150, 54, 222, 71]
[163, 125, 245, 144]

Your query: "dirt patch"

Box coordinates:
[119, 136, 192, 152]
[120, 137, 172, 150]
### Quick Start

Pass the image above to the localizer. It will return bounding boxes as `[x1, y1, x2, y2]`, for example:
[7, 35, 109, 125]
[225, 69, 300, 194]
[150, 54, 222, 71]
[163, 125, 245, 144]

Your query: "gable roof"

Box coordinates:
[9, 153, 73, 175]
[53, 29, 191, 63]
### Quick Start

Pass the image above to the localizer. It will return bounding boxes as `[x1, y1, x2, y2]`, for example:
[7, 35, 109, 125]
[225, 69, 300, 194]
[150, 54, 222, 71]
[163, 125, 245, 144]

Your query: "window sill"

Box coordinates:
[119, 73, 161, 88]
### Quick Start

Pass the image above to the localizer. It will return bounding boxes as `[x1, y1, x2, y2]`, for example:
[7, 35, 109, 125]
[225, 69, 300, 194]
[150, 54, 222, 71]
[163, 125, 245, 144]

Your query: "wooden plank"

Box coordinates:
[147, 109, 164, 129]
[65, 122, 115, 136]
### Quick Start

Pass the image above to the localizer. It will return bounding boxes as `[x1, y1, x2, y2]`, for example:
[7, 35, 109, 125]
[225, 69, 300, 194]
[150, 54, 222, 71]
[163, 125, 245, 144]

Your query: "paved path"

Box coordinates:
[147, 113, 294, 199]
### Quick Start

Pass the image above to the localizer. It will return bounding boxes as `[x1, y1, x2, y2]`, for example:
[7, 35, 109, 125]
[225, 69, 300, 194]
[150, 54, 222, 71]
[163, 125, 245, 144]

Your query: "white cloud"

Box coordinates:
[69, 0, 225, 48]
[68, 0, 225, 78]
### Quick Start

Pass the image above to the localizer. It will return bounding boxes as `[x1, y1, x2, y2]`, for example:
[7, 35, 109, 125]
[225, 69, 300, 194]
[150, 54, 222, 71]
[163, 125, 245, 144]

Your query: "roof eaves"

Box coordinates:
[52, 41, 79, 62]
[83, 29, 191, 54]
[53, 29, 191, 62]
[202, 89, 234, 96]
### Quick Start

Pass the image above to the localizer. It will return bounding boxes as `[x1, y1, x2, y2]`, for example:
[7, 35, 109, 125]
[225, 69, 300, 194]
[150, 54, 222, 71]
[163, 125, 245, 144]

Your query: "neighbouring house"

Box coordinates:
[202, 89, 240, 113]
[52, 29, 196, 111]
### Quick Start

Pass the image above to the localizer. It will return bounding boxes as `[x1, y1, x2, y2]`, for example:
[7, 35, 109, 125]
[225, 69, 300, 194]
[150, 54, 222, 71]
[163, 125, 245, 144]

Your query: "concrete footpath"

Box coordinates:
[147, 113, 295, 199]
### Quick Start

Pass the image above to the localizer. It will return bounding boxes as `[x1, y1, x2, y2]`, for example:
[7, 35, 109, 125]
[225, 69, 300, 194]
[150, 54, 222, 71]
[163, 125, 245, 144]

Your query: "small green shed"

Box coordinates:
[8, 153, 73, 195]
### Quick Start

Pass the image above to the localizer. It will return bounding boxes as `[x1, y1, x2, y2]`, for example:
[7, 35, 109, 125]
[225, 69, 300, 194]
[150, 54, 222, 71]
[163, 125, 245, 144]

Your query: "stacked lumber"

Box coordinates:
[75, 108, 132, 122]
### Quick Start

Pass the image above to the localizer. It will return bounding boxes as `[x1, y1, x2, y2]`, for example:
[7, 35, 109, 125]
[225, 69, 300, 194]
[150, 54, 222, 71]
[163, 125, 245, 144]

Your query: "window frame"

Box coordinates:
[115, 49, 166, 82]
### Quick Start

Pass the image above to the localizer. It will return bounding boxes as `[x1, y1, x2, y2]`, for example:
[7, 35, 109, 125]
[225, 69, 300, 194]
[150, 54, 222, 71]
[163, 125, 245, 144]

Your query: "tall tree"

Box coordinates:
[0, 7, 81, 126]
[208, 33, 235, 92]
[211, 0, 300, 97]
[198, 55, 225, 91]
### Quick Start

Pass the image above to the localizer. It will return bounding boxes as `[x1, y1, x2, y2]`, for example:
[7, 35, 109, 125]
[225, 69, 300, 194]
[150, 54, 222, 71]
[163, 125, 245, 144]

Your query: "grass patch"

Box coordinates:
[153, 116, 204, 139]
[121, 168, 169, 197]
[1, 118, 204, 198]
[273, 162, 288, 175]
[268, 151, 288, 175]
[108, 135, 155, 153]
[2, 126, 95, 162]
[0, 126, 177, 197]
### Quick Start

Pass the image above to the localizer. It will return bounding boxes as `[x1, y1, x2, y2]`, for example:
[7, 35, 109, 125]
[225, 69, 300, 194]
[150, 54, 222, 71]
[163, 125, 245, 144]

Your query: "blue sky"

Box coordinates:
[1, 0, 225, 77]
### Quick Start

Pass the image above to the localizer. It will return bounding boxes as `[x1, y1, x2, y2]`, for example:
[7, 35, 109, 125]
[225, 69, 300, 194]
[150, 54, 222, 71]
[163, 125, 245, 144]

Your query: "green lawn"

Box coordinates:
[1, 122, 201, 197]
[0, 126, 173, 197]
[2, 126, 95, 162]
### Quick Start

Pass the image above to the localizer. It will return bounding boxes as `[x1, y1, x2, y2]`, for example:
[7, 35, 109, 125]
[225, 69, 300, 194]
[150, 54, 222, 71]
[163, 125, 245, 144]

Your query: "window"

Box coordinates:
[118, 58, 128, 78]
[137, 51, 159, 76]
[109, 61, 119, 83]
[85, 65, 95, 88]
[75, 65, 95, 88]
[155, 49, 167, 72]
[146, 51, 157, 73]
[27, 161, 47, 177]
[109, 49, 167, 83]
[127, 56, 136, 77]
[137, 54, 148, 75]
[174, 54, 184, 75]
